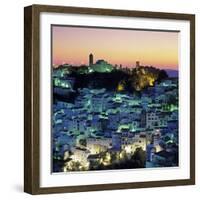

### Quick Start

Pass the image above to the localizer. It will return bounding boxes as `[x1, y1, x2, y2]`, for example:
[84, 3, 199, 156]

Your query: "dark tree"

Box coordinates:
[132, 148, 146, 168]
[157, 70, 168, 82]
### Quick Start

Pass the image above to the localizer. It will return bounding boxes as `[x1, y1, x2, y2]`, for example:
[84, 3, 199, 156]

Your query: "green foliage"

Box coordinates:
[53, 64, 168, 93]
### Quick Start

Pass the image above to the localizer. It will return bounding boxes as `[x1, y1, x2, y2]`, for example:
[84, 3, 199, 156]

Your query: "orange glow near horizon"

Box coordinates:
[52, 26, 179, 70]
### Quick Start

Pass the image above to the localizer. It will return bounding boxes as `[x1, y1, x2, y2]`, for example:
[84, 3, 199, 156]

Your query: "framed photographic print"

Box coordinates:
[24, 4, 195, 194]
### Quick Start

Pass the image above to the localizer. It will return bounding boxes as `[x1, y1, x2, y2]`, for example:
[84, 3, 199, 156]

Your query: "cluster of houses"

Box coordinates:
[52, 68, 178, 172]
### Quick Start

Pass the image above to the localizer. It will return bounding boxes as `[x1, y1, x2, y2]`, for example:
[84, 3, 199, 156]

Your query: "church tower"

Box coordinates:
[89, 53, 93, 66]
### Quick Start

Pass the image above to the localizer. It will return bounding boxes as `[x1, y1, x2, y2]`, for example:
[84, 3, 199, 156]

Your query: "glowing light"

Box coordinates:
[88, 68, 93, 73]
[119, 152, 123, 159]
[117, 82, 124, 91]
[154, 144, 162, 152]
[117, 124, 130, 132]
[63, 167, 67, 172]
[124, 145, 132, 154]
[149, 78, 155, 86]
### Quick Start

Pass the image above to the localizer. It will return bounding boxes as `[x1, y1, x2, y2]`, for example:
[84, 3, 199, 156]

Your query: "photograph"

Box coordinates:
[24, 5, 195, 194]
[52, 25, 179, 173]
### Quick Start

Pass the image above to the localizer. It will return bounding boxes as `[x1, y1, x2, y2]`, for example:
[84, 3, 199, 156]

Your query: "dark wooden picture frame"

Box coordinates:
[24, 4, 195, 195]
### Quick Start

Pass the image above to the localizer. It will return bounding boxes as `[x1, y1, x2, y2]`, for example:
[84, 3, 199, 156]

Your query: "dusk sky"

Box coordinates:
[52, 26, 179, 70]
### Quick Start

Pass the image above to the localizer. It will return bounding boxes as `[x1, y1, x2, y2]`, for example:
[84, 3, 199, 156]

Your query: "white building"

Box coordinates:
[86, 137, 112, 154]
[121, 134, 147, 154]
[71, 147, 90, 166]
[146, 112, 160, 129]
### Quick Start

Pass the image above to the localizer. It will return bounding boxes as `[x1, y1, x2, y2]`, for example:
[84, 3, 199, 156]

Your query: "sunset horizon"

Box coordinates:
[52, 26, 179, 70]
